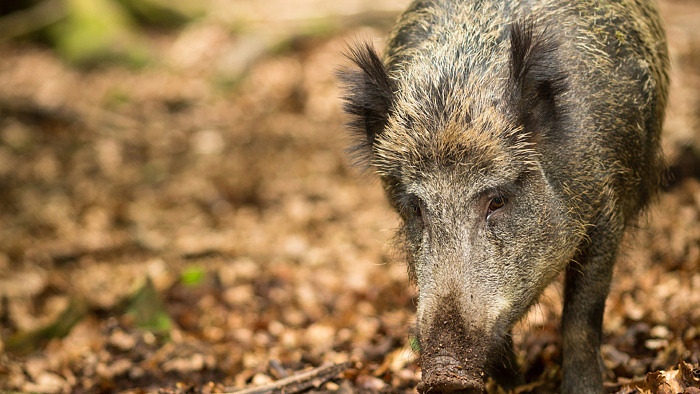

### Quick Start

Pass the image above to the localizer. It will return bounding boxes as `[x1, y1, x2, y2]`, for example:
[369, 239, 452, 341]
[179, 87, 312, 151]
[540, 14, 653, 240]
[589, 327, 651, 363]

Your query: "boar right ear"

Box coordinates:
[338, 43, 394, 165]
[509, 22, 568, 139]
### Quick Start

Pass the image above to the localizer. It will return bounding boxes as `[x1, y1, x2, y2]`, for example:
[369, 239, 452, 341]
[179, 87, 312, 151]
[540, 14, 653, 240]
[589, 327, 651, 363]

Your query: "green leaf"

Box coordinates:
[125, 276, 172, 334]
[180, 265, 206, 287]
[410, 335, 420, 354]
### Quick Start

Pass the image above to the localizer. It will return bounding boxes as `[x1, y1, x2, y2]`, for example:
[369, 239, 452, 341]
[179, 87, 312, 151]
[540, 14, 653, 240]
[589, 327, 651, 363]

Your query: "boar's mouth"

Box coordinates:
[416, 293, 490, 393]
[417, 345, 487, 393]
[417, 355, 485, 393]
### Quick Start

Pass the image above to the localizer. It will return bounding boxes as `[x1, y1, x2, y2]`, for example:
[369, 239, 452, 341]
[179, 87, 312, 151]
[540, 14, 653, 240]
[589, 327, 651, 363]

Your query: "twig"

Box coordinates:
[227, 361, 352, 394]
[268, 359, 289, 379]
[0, 95, 79, 127]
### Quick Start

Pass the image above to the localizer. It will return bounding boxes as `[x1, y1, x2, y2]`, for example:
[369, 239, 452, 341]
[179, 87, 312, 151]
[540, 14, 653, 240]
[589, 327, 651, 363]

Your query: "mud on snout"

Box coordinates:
[416, 294, 493, 393]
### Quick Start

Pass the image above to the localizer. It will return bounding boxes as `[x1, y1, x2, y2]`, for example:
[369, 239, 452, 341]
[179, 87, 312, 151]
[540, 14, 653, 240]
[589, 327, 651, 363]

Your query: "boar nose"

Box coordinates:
[417, 293, 488, 393]
[417, 361, 485, 393]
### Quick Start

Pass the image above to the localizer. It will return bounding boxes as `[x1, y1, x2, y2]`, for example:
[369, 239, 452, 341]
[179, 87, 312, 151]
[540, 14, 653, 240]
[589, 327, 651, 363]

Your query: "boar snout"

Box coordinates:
[417, 294, 488, 393]
[417, 361, 485, 393]
[417, 353, 486, 393]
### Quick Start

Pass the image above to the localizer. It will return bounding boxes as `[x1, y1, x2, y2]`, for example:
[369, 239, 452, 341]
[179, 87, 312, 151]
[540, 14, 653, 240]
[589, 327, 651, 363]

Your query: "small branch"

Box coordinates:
[0, 95, 79, 127]
[228, 361, 352, 394]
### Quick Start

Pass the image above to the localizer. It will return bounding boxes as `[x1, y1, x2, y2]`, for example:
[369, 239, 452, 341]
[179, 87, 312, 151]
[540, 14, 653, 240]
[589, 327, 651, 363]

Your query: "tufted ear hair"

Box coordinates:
[509, 22, 568, 140]
[338, 42, 394, 166]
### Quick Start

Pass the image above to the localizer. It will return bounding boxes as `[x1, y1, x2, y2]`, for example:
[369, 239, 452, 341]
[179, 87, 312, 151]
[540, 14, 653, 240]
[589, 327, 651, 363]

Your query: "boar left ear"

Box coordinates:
[338, 42, 394, 165]
[509, 22, 568, 138]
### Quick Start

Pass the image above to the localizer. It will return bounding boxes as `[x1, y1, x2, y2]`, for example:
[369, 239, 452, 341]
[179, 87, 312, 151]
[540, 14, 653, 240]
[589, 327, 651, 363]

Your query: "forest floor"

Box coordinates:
[0, 0, 699, 392]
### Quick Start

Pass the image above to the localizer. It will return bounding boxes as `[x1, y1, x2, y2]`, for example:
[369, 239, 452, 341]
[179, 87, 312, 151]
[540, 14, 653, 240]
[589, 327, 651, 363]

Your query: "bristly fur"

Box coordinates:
[338, 0, 668, 392]
[509, 22, 568, 140]
[337, 42, 394, 168]
[510, 22, 567, 96]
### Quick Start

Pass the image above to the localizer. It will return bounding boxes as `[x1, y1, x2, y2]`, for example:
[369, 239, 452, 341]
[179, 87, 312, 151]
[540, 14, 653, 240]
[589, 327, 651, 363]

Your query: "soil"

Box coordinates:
[0, 0, 698, 393]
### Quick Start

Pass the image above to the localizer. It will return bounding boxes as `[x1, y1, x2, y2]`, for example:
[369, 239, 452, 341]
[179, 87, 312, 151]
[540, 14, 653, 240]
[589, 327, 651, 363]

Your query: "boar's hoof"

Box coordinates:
[417, 357, 485, 393]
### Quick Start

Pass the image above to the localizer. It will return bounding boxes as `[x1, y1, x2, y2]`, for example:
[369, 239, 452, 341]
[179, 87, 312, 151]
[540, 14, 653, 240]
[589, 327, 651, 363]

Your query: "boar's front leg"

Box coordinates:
[561, 222, 621, 393]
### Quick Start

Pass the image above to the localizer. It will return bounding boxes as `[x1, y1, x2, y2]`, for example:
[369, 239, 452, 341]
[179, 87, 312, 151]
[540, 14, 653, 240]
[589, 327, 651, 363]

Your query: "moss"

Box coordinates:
[47, 0, 149, 67]
[116, 0, 204, 28]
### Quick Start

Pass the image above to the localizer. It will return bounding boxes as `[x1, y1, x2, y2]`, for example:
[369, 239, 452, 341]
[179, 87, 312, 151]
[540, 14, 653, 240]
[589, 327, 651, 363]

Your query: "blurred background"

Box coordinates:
[0, 0, 698, 392]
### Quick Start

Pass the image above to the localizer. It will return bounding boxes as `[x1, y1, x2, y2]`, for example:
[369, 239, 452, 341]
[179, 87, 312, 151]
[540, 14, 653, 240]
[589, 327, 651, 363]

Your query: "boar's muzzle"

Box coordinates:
[416, 294, 489, 393]
[417, 360, 484, 393]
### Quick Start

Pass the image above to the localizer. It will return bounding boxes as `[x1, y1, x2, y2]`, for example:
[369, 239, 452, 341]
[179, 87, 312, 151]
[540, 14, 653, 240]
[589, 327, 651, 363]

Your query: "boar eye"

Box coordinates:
[406, 196, 424, 226]
[488, 196, 506, 215]
[411, 199, 423, 218]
